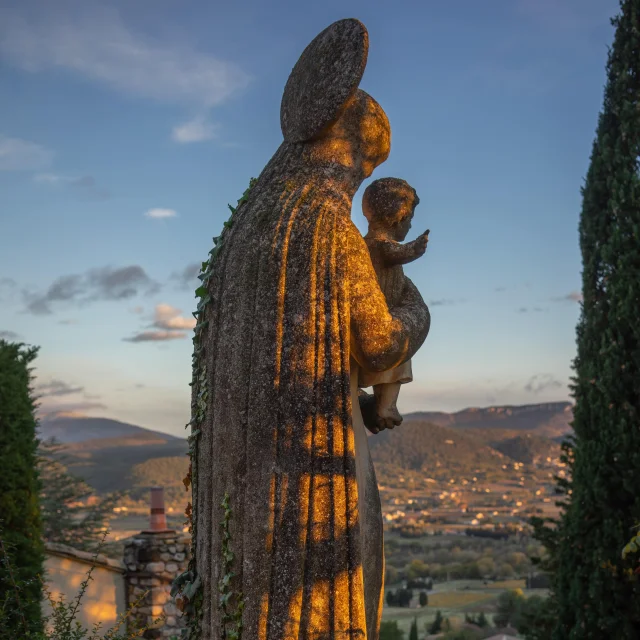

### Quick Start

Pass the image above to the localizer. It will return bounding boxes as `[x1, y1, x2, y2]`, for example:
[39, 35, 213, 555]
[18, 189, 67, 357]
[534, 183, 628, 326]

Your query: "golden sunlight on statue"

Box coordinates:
[178, 18, 431, 640]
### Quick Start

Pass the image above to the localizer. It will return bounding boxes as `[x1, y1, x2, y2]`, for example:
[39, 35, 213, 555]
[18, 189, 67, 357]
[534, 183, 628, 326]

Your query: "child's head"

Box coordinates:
[362, 178, 419, 240]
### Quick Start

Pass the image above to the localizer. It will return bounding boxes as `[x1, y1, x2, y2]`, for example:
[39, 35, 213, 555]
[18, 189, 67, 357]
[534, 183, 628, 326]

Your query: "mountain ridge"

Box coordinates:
[38, 402, 571, 498]
[405, 401, 573, 438]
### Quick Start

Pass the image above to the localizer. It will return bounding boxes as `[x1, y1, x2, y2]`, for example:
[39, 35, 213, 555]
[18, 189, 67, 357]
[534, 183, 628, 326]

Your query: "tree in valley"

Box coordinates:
[428, 609, 443, 634]
[38, 439, 123, 551]
[419, 590, 428, 607]
[409, 617, 418, 640]
[515, 595, 557, 640]
[380, 620, 404, 640]
[0, 340, 43, 635]
[476, 611, 488, 628]
[531, 1, 640, 637]
[386, 587, 413, 608]
[493, 589, 524, 629]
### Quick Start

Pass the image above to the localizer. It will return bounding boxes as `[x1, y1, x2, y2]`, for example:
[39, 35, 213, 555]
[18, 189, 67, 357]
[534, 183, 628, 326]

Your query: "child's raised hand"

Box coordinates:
[415, 230, 429, 254]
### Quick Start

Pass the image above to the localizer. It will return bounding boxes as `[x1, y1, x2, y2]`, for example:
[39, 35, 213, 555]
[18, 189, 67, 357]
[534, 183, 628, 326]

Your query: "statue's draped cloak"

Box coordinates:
[197, 144, 363, 639]
[196, 144, 429, 639]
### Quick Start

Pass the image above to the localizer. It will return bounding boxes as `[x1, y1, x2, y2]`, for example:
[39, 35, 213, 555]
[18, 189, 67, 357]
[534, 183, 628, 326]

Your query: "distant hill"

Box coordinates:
[39, 403, 569, 498]
[39, 416, 180, 444]
[369, 420, 506, 474]
[406, 402, 573, 439]
[38, 416, 188, 498]
[492, 433, 562, 464]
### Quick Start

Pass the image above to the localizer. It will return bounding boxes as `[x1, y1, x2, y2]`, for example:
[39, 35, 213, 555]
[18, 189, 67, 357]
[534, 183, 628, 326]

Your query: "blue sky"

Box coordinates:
[0, 0, 620, 436]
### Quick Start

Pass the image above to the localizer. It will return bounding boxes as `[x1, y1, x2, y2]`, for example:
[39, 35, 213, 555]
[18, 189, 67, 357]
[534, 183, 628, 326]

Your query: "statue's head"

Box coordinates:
[363, 177, 419, 240]
[280, 19, 390, 183]
[305, 89, 390, 181]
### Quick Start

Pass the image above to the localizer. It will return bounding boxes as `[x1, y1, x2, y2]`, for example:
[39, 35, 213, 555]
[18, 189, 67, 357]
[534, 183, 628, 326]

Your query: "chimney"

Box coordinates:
[143, 486, 174, 533]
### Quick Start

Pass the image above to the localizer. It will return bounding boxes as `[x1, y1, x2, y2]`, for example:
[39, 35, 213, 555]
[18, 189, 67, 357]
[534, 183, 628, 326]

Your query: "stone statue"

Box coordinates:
[357, 178, 429, 433]
[189, 18, 430, 640]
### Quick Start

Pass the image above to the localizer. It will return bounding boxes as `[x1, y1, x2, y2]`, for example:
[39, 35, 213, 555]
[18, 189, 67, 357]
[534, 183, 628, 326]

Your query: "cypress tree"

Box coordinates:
[409, 616, 418, 640]
[428, 610, 443, 634]
[0, 341, 44, 634]
[533, 1, 640, 638]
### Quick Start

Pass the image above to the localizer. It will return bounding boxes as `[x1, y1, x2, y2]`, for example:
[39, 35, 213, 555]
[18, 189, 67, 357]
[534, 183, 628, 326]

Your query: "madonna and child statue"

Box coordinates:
[179, 18, 431, 640]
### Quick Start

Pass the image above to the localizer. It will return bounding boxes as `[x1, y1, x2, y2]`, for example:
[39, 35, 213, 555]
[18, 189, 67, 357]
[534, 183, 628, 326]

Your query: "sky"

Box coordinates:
[0, 0, 621, 436]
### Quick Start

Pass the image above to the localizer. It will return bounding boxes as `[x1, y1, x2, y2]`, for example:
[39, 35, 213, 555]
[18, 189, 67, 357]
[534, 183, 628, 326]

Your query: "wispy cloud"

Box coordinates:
[145, 208, 177, 219]
[552, 291, 583, 303]
[518, 306, 547, 313]
[33, 377, 106, 417]
[34, 173, 69, 184]
[171, 263, 200, 289]
[172, 115, 218, 143]
[34, 173, 110, 200]
[153, 304, 196, 331]
[0, 134, 53, 171]
[123, 303, 196, 343]
[35, 379, 84, 397]
[24, 265, 160, 315]
[0, 277, 18, 303]
[525, 373, 564, 394]
[123, 330, 187, 343]
[428, 298, 466, 307]
[0, 329, 20, 341]
[0, 3, 251, 139]
[38, 401, 108, 419]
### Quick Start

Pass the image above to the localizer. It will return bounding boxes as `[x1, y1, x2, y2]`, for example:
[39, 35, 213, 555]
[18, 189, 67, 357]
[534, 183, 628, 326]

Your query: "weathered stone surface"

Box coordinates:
[140, 577, 162, 587]
[358, 177, 430, 431]
[192, 17, 429, 640]
[281, 18, 368, 143]
[123, 533, 190, 638]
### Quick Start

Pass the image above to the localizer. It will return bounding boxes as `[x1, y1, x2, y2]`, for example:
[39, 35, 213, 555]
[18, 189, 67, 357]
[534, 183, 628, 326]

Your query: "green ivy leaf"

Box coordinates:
[182, 575, 202, 600]
[171, 570, 193, 596]
[197, 295, 211, 312]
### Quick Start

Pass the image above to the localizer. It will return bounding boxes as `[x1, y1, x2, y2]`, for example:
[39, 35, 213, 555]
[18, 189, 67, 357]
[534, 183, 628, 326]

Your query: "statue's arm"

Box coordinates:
[348, 223, 430, 372]
[378, 237, 427, 266]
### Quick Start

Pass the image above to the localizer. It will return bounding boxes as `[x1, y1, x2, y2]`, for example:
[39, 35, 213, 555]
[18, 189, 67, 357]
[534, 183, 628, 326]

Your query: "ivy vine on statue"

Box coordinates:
[175, 18, 430, 640]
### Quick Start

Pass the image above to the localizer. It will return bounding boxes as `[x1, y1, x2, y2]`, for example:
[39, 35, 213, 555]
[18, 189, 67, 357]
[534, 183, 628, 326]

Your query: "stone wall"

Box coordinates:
[44, 542, 126, 636]
[123, 531, 190, 639]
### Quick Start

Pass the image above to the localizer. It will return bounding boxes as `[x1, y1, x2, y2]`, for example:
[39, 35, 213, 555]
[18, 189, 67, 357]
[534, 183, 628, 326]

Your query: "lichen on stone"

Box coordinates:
[174, 176, 258, 640]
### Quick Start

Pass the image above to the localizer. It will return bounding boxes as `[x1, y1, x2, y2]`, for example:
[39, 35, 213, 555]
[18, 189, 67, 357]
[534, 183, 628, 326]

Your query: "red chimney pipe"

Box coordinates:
[143, 487, 174, 533]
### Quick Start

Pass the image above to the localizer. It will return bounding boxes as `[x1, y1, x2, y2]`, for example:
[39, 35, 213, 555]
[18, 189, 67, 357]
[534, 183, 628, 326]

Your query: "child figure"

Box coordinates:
[358, 177, 429, 431]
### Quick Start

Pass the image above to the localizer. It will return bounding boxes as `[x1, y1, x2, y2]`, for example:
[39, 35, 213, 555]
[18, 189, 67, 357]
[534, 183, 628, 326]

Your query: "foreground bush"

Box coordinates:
[0, 340, 44, 635]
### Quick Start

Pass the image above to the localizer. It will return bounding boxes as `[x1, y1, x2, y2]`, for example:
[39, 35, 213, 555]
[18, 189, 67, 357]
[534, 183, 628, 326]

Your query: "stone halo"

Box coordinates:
[280, 18, 369, 143]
